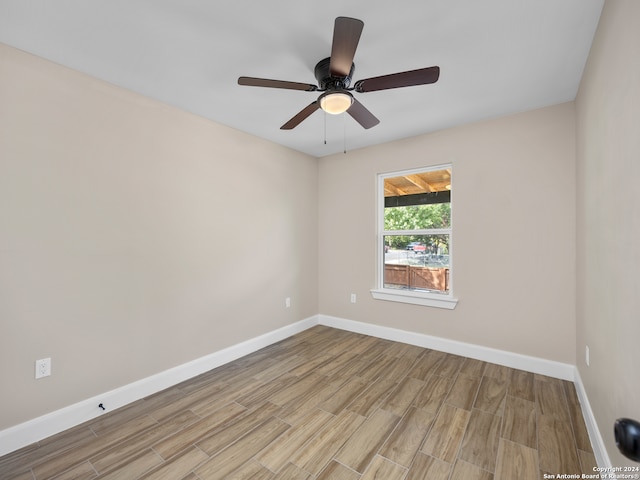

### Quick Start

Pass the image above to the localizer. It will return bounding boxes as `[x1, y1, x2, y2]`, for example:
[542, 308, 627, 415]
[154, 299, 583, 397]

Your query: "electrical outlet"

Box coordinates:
[350, 293, 357, 303]
[35, 358, 51, 379]
[585, 345, 590, 367]
[285, 297, 291, 308]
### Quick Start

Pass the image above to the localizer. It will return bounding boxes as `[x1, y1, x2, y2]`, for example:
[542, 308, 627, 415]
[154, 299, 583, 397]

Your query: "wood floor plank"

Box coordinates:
[138, 445, 209, 480]
[534, 373, 565, 385]
[431, 353, 464, 377]
[271, 462, 312, 480]
[252, 355, 307, 382]
[255, 408, 334, 473]
[334, 408, 400, 473]
[235, 374, 298, 409]
[223, 460, 274, 480]
[386, 341, 425, 360]
[494, 439, 539, 480]
[565, 394, 592, 452]
[33, 415, 159, 480]
[421, 403, 471, 463]
[5, 470, 37, 480]
[355, 354, 395, 382]
[538, 414, 581, 474]
[195, 402, 282, 456]
[325, 333, 370, 356]
[326, 357, 369, 380]
[376, 355, 418, 383]
[148, 383, 227, 422]
[87, 397, 163, 436]
[379, 406, 435, 467]
[406, 350, 445, 380]
[473, 376, 508, 415]
[188, 376, 262, 418]
[180, 473, 200, 480]
[413, 375, 453, 412]
[458, 409, 502, 472]
[97, 449, 164, 480]
[290, 410, 365, 476]
[315, 350, 360, 377]
[195, 417, 289, 480]
[53, 460, 97, 480]
[459, 358, 487, 378]
[380, 376, 426, 416]
[0, 443, 42, 478]
[346, 377, 396, 417]
[406, 453, 451, 480]
[0, 427, 96, 478]
[91, 409, 199, 472]
[535, 380, 571, 421]
[318, 377, 369, 415]
[38, 424, 97, 456]
[562, 379, 581, 404]
[501, 394, 537, 448]
[267, 373, 326, 406]
[483, 364, 512, 383]
[446, 374, 481, 410]
[578, 449, 598, 473]
[174, 367, 239, 395]
[277, 377, 343, 425]
[287, 353, 334, 378]
[151, 402, 248, 460]
[509, 369, 535, 401]
[450, 459, 494, 480]
[361, 455, 407, 480]
[315, 460, 359, 480]
[348, 337, 387, 363]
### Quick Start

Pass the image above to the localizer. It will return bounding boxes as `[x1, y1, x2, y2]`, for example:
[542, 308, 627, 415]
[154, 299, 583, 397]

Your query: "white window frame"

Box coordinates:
[370, 164, 458, 309]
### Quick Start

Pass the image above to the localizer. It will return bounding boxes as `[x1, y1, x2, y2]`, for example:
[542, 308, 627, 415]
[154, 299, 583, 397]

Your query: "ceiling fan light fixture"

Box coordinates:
[319, 91, 354, 115]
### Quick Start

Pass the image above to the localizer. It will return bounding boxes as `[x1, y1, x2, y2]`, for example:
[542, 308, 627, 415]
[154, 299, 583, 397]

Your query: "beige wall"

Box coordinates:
[576, 0, 640, 467]
[0, 44, 318, 430]
[318, 102, 577, 363]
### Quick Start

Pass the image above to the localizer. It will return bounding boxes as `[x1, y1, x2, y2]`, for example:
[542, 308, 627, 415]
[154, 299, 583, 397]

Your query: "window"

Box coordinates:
[371, 165, 458, 309]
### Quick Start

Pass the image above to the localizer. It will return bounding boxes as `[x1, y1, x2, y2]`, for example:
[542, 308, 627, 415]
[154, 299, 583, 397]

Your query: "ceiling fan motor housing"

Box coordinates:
[314, 57, 355, 91]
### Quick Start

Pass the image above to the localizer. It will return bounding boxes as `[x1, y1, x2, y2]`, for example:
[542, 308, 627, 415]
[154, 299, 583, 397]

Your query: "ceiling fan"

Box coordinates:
[238, 17, 440, 130]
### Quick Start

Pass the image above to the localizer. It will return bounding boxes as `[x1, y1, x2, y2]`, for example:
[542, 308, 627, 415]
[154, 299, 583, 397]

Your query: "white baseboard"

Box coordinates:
[318, 315, 576, 380]
[573, 368, 612, 469]
[0, 316, 318, 457]
[1, 313, 604, 464]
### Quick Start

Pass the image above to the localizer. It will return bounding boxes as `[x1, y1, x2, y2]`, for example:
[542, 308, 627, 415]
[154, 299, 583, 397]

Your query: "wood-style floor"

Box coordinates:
[0, 326, 596, 480]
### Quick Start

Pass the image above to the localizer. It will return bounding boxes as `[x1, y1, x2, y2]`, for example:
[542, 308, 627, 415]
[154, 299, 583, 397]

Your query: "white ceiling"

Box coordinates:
[0, 0, 604, 157]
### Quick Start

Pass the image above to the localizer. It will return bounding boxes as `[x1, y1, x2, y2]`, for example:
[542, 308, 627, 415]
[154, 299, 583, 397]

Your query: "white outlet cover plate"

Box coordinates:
[35, 358, 51, 379]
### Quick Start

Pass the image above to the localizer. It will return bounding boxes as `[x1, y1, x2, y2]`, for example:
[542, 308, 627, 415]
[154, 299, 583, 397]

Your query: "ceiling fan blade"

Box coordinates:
[347, 98, 380, 129]
[238, 76, 318, 92]
[354, 66, 440, 93]
[329, 17, 364, 77]
[280, 101, 321, 130]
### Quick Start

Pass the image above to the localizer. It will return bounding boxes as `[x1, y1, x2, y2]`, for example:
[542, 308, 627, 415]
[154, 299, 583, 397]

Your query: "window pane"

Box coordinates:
[383, 234, 450, 294]
[383, 168, 451, 231]
[384, 203, 451, 230]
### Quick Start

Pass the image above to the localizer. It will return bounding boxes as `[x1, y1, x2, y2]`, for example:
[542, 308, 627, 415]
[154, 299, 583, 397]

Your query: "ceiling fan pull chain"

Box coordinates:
[324, 110, 327, 145]
[343, 114, 347, 154]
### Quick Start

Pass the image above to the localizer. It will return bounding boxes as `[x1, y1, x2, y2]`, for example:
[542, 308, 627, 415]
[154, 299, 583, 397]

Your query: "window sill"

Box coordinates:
[370, 288, 458, 309]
